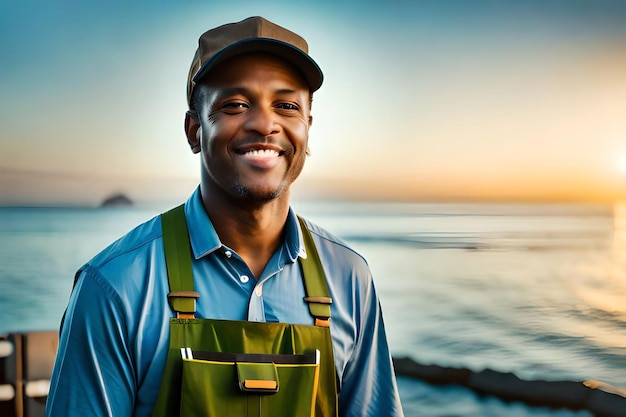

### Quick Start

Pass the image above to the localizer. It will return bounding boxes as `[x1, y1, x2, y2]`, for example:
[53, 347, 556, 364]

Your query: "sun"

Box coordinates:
[619, 155, 626, 173]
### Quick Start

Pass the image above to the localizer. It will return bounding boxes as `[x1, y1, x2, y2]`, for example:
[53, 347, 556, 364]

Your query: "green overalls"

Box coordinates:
[151, 205, 338, 417]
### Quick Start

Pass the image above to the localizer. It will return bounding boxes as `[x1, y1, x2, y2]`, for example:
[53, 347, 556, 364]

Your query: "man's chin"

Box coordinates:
[233, 183, 287, 205]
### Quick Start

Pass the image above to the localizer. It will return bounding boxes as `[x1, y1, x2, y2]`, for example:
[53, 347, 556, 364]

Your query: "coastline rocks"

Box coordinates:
[467, 368, 588, 409]
[100, 193, 133, 207]
[586, 388, 626, 417]
[392, 357, 471, 386]
[393, 356, 626, 417]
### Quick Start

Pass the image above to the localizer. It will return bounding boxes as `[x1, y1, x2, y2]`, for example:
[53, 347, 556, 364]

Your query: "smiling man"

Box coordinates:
[45, 17, 404, 417]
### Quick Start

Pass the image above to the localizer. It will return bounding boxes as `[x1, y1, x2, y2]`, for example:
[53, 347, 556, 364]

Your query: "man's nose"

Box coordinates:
[244, 106, 280, 136]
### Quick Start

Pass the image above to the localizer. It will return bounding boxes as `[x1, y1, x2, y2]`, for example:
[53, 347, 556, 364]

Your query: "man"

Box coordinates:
[45, 16, 404, 417]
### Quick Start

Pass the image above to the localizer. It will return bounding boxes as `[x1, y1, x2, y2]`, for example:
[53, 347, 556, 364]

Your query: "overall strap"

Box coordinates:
[297, 216, 333, 328]
[161, 204, 199, 319]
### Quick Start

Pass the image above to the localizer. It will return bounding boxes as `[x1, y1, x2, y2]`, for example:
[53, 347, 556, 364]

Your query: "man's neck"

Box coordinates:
[200, 187, 291, 279]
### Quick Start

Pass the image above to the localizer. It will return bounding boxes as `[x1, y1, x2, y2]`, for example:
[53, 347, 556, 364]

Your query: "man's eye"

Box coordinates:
[222, 102, 248, 109]
[216, 102, 248, 115]
[276, 103, 299, 111]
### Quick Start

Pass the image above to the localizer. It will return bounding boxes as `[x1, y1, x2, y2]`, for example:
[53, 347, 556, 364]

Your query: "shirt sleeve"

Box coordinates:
[45, 267, 136, 417]
[338, 279, 405, 417]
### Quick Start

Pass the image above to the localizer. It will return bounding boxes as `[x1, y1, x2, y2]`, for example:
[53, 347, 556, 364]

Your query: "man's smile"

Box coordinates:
[242, 149, 284, 157]
[235, 144, 286, 169]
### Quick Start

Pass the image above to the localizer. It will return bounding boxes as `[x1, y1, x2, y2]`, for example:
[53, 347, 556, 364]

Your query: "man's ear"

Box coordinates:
[185, 111, 201, 154]
[308, 114, 313, 127]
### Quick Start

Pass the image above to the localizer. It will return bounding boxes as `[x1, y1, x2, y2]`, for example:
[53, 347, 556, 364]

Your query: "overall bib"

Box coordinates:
[151, 206, 338, 417]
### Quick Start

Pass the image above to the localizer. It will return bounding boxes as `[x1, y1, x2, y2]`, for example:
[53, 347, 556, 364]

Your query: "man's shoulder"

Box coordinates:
[299, 217, 370, 271]
[87, 213, 163, 271]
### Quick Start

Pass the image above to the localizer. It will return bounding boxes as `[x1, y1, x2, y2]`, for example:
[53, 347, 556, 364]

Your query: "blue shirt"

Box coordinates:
[45, 188, 404, 417]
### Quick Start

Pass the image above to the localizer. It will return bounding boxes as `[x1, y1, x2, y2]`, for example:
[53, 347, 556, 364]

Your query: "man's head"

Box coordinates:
[185, 17, 323, 206]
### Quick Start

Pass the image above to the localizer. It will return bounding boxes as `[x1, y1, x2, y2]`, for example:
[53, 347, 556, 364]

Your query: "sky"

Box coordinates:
[1, 0, 626, 206]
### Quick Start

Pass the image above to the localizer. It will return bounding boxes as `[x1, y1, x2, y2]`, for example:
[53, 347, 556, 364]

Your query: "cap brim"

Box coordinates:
[192, 38, 323, 92]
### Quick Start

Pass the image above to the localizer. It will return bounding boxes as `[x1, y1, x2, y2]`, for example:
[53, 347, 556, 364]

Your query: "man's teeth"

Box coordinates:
[244, 149, 279, 157]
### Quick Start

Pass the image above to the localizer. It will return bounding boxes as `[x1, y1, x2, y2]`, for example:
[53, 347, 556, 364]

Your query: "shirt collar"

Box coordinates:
[184, 187, 305, 263]
[286, 209, 307, 263]
[185, 187, 221, 259]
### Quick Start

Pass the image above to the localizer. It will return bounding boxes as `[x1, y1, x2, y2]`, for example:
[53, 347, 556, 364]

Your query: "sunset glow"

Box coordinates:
[2, 1, 626, 205]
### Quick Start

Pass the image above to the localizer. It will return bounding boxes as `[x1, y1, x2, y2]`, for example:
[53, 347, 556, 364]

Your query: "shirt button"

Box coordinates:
[224, 250, 232, 258]
[255, 285, 263, 297]
[240, 275, 249, 283]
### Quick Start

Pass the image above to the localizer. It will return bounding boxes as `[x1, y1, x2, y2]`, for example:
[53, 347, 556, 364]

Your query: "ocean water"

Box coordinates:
[1, 200, 625, 416]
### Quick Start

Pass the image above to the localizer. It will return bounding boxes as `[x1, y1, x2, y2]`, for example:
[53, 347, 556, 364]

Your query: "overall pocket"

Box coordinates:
[180, 349, 320, 417]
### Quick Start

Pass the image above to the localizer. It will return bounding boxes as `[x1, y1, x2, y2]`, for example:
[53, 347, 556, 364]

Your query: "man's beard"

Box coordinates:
[231, 177, 286, 205]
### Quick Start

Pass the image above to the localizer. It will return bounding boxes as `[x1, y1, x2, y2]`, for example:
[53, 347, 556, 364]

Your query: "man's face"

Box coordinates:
[195, 53, 312, 205]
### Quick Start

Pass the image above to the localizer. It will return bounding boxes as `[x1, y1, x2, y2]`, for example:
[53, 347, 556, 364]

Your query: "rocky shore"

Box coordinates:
[393, 356, 626, 417]
[100, 193, 133, 207]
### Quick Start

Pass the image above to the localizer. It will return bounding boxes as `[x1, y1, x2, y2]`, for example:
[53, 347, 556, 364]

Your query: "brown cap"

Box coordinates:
[186, 16, 323, 108]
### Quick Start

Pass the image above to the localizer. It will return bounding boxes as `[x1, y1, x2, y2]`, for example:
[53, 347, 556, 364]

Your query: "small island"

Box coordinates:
[100, 193, 133, 207]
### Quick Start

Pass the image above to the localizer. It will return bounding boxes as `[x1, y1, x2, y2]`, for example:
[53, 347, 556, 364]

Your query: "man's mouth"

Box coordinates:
[236, 145, 286, 169]
[242, 149, 285, 157]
